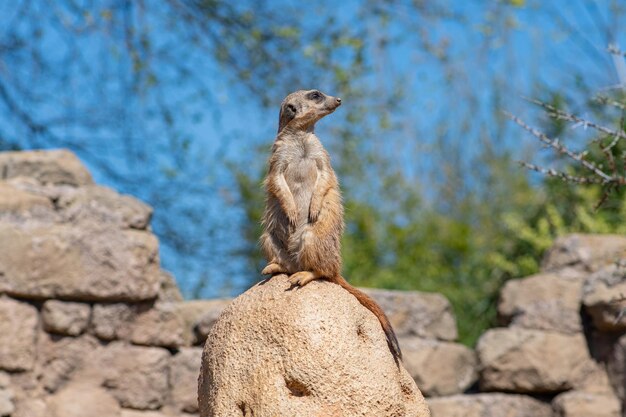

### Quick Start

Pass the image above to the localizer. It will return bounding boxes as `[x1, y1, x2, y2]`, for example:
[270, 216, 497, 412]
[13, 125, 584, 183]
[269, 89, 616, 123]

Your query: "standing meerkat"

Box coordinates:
[260, 89, 402, 361]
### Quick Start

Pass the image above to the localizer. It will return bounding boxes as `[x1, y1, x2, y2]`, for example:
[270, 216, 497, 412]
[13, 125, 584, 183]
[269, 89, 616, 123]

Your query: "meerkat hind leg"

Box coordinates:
[261, 262, 287, 275]
[288, 270, 321, 287]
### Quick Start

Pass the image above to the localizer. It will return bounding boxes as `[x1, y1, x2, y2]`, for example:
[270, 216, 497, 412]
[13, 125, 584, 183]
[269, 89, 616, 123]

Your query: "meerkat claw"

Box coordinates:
[261, 263, 286, 275]
[288, 271, 317, 287]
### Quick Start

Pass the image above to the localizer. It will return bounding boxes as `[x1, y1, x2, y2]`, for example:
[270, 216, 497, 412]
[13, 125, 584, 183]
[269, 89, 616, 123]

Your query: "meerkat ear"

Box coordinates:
[284, 103, 296, 118]
[278, 102, 297, 133]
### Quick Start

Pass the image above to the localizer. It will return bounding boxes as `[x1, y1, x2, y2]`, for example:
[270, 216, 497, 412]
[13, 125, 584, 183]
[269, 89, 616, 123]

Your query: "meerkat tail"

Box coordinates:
[332, 275, 402, 362]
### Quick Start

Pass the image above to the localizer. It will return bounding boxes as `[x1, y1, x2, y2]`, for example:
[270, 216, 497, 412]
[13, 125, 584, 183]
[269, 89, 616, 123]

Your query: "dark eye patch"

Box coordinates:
[306, 91, 324, 102]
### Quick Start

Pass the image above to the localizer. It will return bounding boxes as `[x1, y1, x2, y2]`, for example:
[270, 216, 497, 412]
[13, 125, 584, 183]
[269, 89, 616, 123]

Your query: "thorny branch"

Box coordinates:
[504, 111, 619, 183]
[506, 96, 626, 208]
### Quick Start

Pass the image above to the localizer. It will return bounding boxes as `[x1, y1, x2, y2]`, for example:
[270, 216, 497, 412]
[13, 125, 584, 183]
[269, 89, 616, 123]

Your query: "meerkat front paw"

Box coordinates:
[288, 271, 319, 287]
[308, 201, 321, 223]
[286, 206, 298, 227]
[261, 263, 287, 275]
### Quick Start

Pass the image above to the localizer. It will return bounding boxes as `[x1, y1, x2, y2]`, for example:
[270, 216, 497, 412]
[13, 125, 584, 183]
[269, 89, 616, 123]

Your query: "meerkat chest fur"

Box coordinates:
[277, 132, 326, 220]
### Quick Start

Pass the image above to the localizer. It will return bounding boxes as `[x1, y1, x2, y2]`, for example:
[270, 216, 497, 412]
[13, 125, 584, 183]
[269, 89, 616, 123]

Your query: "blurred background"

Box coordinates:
[1, 0, 625, 345]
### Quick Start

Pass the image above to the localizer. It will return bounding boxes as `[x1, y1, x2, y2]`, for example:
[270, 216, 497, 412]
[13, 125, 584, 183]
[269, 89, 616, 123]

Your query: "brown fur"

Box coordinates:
[260, 89, 402, 361]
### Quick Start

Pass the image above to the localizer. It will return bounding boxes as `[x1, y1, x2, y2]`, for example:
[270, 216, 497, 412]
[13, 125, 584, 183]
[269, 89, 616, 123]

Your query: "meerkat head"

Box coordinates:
[277, 89, 342, 134]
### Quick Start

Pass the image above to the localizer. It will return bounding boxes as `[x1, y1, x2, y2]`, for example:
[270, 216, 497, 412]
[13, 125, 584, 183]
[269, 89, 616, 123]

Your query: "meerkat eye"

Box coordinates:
[307, 91, 323, 101]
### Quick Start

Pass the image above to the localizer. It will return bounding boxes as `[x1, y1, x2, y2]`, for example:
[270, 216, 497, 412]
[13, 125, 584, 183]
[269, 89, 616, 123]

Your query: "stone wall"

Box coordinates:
[0, 149, 624, 416]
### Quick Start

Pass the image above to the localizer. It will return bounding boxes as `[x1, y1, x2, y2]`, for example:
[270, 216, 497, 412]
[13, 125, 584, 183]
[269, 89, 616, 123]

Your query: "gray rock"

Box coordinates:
[56, 185, 152, 230]
[91, 301, 191, 348]
[169, 347, 202, 413]
[0, 297, 38, 371]
[157, 270, 184, 303]
[542, 234, 626, 273]
[552, 390, 621, 417]
[91, 303, 135, 341]
[428, 393, 552, 417]
[477, 328, 592, 393]
[130, 302, 190, 348]
[607, 334, 626, 413]
[400, 337, 477, 397]
[38, 334, 100, 393]
[498, 270, 585, 334]
[0, 149, 93, 186]
[0, 386, 14, 417]
[46, 382, 121, 417]
[363, 288, 458, 341]
[0, 223, 161, 301]
[199, 274, 430, 417]
[583, 263, 626, 332]
[101, 343, 170, 410]
[0, 181, 53, 213]
[177, 299, 232, 345]
[42, 300, 91, 336]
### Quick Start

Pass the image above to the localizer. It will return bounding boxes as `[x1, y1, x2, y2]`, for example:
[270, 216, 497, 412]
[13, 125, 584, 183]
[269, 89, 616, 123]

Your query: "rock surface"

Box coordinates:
[101, 343, 170, 410]
[552, 390, 621, 417]
[0, 149, 93, 186]
[46, 382, 121, 417]
[477, 328, 591, 393]
[428, 393, 552, 417]
[41, 300, 91, 336]
[583, 263, 626, 332]
[498, 271, 584, 334]
[0, 181, 53, 213]
[400, 337, 477, 397]
[542, 234, 626, 272]
[3, 150, 626, 416]
[199, 274, 431, 417]
[608, 334, 626, 414]
[170, 348, 203, 413]
[0, 297, 38, 372]
[0, 223, 161, 301]
[56, 185, 153, 229]
[363, 288, 458, 341]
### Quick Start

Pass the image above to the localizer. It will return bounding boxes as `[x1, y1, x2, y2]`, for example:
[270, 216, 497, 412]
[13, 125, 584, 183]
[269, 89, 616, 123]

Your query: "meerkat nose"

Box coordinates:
[336, 97, 342, 104]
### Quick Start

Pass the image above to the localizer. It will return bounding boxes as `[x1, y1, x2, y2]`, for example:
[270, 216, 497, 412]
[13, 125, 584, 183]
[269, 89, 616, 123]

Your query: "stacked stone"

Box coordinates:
[428, 234, 626, 417]
[0, 150, 227, 417]
[1, 149, 625, 417]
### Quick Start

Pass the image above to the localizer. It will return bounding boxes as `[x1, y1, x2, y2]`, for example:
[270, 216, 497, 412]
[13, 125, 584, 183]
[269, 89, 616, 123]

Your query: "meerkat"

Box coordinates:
[260, 89, 402, 361]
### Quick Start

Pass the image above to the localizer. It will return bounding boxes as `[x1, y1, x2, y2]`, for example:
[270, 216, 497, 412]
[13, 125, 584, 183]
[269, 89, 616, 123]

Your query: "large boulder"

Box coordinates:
[542, 234, 626, 272]
[400, 337, 477, 397]
[0, 223, 161, 301]
[428, 393, 552, 417]
[169, 347, 203, 413]
[46, 382, 121, 417]
[42, 300, 91, 336]
[607, 334, 626, 413]
[0, 149, 93, 186]
[0, 181, 53, 213]
[0, 297, 38, 371]
[90, 300, 226, 348]
[37, 333, 100, 393]
[582, 263, 626, 332]
[55, 185, 153, 230]
[100, 343, 170, 410]
[363, 288, 457, 341]
[199, 274, 431, 417]
[552, 390, 621, 417]
[0, 372, 14, 416]
[477, 328, 593, 393]
[498, 270, 584, 334]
